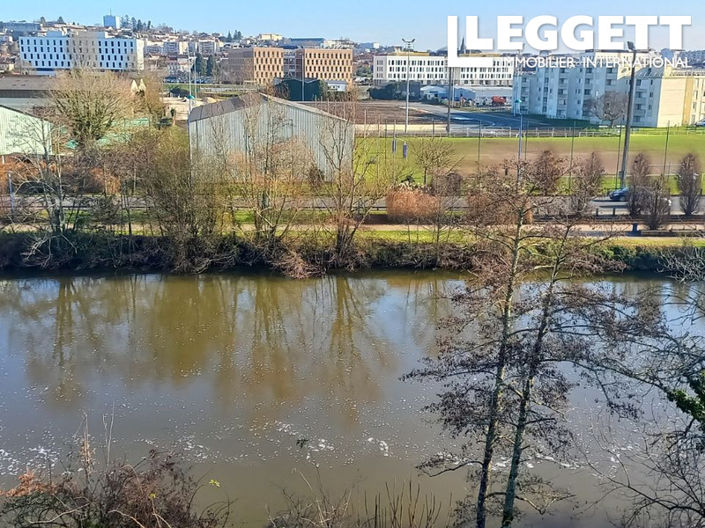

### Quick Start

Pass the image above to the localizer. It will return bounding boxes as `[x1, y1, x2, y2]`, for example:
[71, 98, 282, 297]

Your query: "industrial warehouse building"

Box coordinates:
[187, 94, 354, 178]
[0, 104, 53, 156]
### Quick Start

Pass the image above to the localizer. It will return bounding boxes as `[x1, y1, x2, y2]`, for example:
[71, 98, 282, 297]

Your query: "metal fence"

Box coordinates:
[357, 124, 705, 139]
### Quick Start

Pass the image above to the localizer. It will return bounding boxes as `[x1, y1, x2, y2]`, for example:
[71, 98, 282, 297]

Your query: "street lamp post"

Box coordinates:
[619, 42, 638, 189]
[402, 38, 415, 134]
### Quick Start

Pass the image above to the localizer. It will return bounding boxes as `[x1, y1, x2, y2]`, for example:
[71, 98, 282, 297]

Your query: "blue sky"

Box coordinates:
[3, 0, 703, 50]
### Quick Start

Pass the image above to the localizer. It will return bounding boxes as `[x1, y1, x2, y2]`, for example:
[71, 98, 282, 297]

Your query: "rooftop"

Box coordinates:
[188, 93, 350, 123]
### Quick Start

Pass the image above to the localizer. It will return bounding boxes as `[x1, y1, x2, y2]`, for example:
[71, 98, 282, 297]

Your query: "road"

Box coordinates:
[2, 195, 700, 218]
[407, 103, 580, 132]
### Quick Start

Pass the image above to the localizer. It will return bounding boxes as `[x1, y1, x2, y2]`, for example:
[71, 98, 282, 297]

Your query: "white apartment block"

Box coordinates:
[513, 51, 653, 121]
[512, 51, 705, 127]
[19, 30, 144, 73]
[373, 53, 514, 87]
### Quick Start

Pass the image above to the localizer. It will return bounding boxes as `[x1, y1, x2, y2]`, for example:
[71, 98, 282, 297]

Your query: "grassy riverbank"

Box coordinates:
[0, 230, 696, 276]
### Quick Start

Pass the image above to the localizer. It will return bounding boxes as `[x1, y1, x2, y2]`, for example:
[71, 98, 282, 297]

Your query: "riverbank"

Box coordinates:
[0, 230, 696, 276]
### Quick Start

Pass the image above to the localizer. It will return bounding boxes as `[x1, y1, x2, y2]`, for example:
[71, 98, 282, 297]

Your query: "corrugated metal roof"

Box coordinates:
[188, 92, 350, 123]
[0, 76, 54, 92]
[188, 94, 266, 122]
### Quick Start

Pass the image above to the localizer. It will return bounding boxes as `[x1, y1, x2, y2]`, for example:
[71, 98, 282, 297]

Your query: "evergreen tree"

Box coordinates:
[57, 16, 65, 24]
[193, 54, 206, 76]
[39, 16, 46, 25]
[226, 31, 232, 42]
[206, 55, 215, 76]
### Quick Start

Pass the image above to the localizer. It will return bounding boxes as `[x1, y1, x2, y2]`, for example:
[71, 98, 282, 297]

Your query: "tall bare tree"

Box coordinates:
[676, 153, 702, 217]
[628, 153, 651, 217]
[570, 152, 605, 216]
[408, 152, 580, 528]
[51, 69, 131, 149]
[317, 98, 400, 265]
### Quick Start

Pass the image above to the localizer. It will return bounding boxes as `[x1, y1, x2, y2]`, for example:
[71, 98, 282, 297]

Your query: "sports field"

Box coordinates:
[360, 132, 705, 190]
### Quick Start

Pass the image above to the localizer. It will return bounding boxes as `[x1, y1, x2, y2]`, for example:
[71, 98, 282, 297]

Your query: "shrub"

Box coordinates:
[0, 447, 230, 528]
[386, 183, 439, 224]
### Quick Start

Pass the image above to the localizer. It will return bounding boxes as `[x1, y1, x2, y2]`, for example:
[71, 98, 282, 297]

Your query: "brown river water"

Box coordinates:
[0, 272, 692, 527]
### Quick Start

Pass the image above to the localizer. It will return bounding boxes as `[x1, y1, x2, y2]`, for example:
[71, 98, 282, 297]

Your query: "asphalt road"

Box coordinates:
[2, 195, 697, 218]
[408, 103, 577, 130]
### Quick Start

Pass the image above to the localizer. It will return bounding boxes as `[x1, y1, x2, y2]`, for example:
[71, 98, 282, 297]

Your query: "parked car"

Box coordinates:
[695, 119, 705, 127]
[608, 187, 629, 201]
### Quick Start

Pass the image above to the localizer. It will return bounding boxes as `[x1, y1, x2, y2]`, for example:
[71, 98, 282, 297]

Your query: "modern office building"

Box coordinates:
[292, 48, 353, 85]
[221, 47, 284, 85]
[103, 15, 121, 29]
[18, 30, 144, 73]
[372, 52, 514, 87]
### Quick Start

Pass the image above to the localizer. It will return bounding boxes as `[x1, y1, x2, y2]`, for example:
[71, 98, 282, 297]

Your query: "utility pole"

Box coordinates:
[447, 66, 452, 137]
[662, 120, 671, 176]
[300, 50, 305, 102]
[402, 38, 415, 134]
[619, 42, 638, 189]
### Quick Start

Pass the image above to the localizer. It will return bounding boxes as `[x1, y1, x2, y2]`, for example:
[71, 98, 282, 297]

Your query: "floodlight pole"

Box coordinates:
[619, 43, 638, 189]
[402, 38, 415, 134]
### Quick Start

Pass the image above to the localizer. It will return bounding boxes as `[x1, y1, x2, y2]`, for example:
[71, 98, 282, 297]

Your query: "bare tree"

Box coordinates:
[568, 274, 705, 528]
[142, 127, 228, 270]
[413, 137, 457, 186]
[642, 173, 671, 230]
[676, 153, 702, 217]
[628, 153, 651, 217]
[570, 152, 605, 216]
[587, 91, 629, 127]
[51, 69, 131, 149]
[229, 95, 313, 253]
[317, 98, 401, 265]
[408, 154, 595, 528]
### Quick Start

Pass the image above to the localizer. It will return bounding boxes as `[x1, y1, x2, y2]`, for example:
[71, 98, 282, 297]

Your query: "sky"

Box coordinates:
[3, 0, 704, 51]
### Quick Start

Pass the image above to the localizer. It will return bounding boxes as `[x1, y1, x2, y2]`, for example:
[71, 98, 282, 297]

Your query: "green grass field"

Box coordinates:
[359, 132, 705, 192]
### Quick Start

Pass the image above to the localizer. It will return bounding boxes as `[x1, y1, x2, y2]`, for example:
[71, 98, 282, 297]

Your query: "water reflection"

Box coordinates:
[0, 274, 458, 416]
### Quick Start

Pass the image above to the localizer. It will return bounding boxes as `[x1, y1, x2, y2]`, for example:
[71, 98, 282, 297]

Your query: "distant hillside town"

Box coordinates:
[2, 14, 705, 126]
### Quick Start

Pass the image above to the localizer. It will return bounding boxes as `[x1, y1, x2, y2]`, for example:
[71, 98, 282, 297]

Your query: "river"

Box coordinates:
[0, 272, 692, 527]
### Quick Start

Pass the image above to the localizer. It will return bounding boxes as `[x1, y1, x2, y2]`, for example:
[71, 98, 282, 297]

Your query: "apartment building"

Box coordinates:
[221, 47, 284, 85]
[196, 40, 219, 56]
[373, 52, 514, 87]
[513, 51, 653, 122]
[19, 30, 144, 73]
[163, 40, 188, 56]
[631, 66, 705, 127]
[293, 48, 353, 84]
